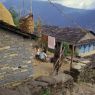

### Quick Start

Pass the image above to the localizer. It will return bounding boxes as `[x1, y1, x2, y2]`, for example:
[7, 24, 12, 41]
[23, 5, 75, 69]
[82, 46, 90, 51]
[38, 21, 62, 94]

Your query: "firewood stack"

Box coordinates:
[19, 13, 34, 34]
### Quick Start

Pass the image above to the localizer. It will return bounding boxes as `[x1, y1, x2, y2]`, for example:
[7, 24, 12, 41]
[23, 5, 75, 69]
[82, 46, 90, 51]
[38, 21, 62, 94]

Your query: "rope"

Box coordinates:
[48, 0, 79, 26]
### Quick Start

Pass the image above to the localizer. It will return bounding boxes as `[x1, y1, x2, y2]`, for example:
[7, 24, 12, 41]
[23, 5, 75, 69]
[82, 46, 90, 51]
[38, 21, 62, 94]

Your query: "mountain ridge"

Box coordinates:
[2, 0, 95, 31]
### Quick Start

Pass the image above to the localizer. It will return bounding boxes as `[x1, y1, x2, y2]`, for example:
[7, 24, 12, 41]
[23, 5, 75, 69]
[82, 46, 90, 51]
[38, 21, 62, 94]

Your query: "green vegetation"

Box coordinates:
[9, 7, 19, 26]
[41, 89, 51, 95]
[63, 42, 78, 57]
[63, 42, 71, 57]
[41, 40, 48, 49]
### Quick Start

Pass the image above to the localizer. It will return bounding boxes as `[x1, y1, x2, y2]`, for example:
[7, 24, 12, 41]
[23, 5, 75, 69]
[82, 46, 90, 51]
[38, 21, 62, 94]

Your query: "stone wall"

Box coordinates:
[0, 74, 74, 95]
[0, 29, 34, 85]
[78, 65, 95, 83]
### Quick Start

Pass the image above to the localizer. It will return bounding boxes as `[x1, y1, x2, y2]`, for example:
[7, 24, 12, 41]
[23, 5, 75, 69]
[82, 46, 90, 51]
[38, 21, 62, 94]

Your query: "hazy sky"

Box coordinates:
[39, 0, 95, 10]
[53, 0, 95, 9]
[0, 0, 6, 2]
[0, 0, 95, 10]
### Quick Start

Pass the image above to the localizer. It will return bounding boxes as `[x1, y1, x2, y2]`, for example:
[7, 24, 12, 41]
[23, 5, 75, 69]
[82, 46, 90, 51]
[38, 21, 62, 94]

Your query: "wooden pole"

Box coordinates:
[53, 42, 64, 74]
[70, 45, 74, 71]
[30, 0, 32, 14]
[23, 0, 25, 16]
[60, 42, 63, 57]
[19, 1, 22, 19]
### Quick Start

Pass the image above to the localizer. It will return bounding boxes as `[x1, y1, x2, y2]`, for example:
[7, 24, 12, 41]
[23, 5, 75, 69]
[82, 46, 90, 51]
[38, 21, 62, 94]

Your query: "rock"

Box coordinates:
[0, 3, 14, 25]
[53, 73, 73, 83]
[35, 76, 57, 85]
[17, 85, 31, 95]
[72, 83, 95, 95]
[0, 87, 20, 95]
[0, 73, 74, 95]
[32, 80, 48, 88]
[79, 66, 95, 83]
[25, 79, 48, 88]
[30, 87, 42, 95]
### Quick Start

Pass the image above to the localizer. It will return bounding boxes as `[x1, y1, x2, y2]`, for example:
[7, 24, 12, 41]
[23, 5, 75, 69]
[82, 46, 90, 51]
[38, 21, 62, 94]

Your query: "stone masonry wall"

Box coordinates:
[0, 29, 34, 86]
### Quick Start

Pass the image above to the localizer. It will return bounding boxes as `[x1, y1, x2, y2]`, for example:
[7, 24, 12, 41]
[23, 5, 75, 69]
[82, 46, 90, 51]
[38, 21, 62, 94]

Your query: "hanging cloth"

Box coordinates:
[48, 36, 55, 49]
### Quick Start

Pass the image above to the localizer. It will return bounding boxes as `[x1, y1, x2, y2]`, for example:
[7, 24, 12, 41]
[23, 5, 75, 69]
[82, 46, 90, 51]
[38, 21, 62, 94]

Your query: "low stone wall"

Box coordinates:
[0, 73, 74, 95]
[78, 66, 95, 84]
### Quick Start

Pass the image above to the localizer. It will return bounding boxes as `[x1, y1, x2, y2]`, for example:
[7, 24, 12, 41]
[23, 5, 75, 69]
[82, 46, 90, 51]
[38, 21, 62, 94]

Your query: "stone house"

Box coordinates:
[0, 21, 35, 85]
[41, 25, 95, 57]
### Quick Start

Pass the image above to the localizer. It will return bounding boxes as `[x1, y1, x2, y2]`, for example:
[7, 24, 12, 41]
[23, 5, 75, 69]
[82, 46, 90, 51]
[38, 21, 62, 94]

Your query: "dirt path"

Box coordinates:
[32, 59, 53, 78]
[32, 58, 71, 79]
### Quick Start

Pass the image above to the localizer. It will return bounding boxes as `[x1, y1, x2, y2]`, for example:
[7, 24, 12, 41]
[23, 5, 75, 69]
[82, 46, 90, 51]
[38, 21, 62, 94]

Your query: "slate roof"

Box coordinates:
[0, 20, 36, 38]
[41, 25, 95, 45]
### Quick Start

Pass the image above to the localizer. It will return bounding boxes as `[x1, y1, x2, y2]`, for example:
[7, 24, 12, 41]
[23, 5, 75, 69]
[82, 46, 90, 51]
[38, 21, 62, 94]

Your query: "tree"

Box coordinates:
[9, 7, 19, 26]
[63, 42, 71, 57]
